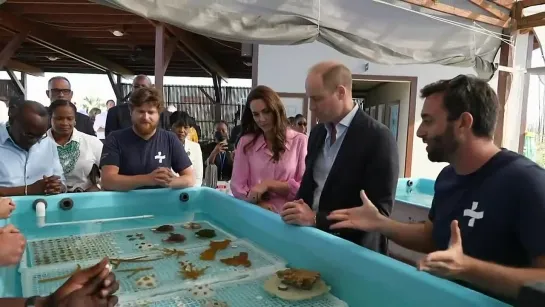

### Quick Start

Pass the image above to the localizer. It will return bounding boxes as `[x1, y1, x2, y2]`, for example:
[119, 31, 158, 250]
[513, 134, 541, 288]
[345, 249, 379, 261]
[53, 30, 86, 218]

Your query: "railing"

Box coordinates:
[120, 83, 251, 142]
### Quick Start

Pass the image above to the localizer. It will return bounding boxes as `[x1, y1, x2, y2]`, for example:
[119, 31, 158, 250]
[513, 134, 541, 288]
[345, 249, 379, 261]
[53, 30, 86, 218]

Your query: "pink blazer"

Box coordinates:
[230, 129, 308, 212]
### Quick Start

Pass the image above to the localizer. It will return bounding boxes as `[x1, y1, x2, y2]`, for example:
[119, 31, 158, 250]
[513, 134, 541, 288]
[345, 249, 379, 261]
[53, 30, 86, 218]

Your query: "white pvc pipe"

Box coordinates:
[42, 215, 154, 227]
[35, 201, 46, 228]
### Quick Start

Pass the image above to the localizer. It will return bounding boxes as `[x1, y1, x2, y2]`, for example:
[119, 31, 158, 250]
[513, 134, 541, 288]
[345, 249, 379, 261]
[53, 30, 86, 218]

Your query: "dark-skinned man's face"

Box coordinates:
[10, 111, 49, 151]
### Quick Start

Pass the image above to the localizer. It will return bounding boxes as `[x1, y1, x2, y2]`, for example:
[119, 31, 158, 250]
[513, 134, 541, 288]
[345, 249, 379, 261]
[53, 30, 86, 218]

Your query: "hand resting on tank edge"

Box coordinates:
[147, 167, 175, 187]
[0, 224, 25, 266]
[247, 181, 271, 204]
[26, 175, 65, 195]
[280, 199, 316, 226]
[0, 197, 16, 218]
[43, 175, 66, 195]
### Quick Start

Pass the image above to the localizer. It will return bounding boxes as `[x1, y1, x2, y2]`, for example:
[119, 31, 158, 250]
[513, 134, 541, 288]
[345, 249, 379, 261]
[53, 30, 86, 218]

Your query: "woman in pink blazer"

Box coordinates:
[230, 85, 308, 213]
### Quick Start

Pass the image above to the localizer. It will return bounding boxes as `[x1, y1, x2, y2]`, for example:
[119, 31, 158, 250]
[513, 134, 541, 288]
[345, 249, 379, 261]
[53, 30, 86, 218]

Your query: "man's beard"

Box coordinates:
[426, 125, 459, 163]
[134, 121, 157, 136]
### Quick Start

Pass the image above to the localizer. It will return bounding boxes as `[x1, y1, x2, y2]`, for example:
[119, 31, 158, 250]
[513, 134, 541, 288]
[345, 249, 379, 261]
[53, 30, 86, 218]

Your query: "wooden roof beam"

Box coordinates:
[517, 12, 545, 29]
[0, 30, 28, 69]
[400, 0, 511, 27]
[147, 20, 213, 77]
[489, 0, 514, 10]
[0, 10, 133, 76]
[522, 0, 545, 8]
[163, 24, 229, 79]
[5, 59, 44, 77]
[468, 0, 510, 20]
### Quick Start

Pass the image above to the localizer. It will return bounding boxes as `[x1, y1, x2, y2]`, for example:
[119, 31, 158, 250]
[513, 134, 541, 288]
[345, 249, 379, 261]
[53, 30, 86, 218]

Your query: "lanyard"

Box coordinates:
[219, 152, 226, 179]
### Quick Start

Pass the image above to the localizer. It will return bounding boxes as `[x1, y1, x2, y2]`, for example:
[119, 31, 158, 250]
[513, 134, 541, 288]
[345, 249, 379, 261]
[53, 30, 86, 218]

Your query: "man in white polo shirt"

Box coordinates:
[93, 99, 115, 141]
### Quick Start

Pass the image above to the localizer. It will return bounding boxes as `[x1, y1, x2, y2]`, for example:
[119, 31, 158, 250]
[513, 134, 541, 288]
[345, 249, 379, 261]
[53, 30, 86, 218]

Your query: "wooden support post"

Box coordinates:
[165, 25, 229, 80]
[107, 71, 123, 104]
[494, 39, 511, 147]
[500, 31, 533, 153]
[163, 36, 177, 76]
[517, 32, 534, 154]
[213, 74, 222, 122]
[198, 87, 215, 104]
[154, 23, 165, 93]
[20, 72, 27, 99]
[251, 44, 259, 88]
[6, 69, 25, 97]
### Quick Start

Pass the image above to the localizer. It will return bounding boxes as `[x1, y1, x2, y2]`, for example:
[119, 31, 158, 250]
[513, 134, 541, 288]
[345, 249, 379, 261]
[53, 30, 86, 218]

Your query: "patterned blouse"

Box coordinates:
[47, 128, 103, 192]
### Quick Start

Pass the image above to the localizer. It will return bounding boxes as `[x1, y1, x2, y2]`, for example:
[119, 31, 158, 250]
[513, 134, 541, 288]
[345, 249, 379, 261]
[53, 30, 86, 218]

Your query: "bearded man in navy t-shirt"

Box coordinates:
[100, 87, 195, 191]
[327, 75, 545, 302]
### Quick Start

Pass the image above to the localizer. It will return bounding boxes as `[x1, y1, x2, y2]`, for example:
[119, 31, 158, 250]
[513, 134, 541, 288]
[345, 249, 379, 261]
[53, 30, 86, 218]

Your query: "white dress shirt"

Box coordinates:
[48, 128, 103, 191]
[184, 139, 203, 186]
[0, 102, 7, 125]
[312, 104, 359, 211]
[172, 139, 203, 187]
[93, 111, 108, 140]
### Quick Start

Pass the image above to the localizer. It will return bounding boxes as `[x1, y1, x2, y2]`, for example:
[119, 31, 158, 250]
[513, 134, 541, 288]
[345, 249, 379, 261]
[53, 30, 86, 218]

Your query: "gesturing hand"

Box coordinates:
[418, 220, 469, 279]
[50, 257, 119, 307]
[327, 190, 383, 231]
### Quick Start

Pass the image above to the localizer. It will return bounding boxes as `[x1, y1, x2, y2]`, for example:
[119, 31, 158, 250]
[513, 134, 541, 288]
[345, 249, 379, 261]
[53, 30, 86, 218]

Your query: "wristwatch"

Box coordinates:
[25, 296, 40, 307]
[25, 295, 53, 307]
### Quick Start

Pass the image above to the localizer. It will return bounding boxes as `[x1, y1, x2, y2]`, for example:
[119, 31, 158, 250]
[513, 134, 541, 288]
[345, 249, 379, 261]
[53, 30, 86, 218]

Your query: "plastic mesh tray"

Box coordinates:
[25, 232, 121, 268]
[20, 240, 286, 298]
[22, 221, 235, 269]
[118, 276, 348, 307]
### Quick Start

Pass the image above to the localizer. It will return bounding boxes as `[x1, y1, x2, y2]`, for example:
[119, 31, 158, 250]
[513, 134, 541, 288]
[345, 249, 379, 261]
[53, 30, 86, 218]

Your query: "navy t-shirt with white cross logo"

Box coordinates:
[100, 127, 191, 182]
[429, 149, 545, 268]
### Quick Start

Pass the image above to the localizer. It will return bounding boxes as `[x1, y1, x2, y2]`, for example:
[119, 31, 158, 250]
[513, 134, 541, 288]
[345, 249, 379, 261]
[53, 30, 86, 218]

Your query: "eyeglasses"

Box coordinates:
[22, 131, 47, 142]
[297, 122, 307, 127]
[133, 84, 146, 90]
[50, 88, 72, 95]
[6, 123, 46, 143]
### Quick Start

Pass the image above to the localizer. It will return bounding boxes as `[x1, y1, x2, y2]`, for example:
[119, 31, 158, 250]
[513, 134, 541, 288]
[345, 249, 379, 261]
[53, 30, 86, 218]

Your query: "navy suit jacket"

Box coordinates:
[296, 108, 399, 254]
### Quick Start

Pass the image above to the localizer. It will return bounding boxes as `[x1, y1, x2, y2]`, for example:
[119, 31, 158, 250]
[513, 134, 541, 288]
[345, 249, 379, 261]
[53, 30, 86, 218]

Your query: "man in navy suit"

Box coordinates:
[105, 75, 170, 136]
[281, 61, 399, 254]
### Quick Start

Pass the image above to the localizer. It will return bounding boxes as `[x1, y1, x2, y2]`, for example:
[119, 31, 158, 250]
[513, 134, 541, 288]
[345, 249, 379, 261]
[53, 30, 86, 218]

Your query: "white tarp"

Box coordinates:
[92, 0, 509, 79]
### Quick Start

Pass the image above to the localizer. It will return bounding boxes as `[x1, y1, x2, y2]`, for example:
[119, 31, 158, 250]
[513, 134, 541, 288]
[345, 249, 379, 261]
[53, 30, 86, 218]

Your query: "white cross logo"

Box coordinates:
[155, 151, 166, 163]
[463, 202, 484, 227]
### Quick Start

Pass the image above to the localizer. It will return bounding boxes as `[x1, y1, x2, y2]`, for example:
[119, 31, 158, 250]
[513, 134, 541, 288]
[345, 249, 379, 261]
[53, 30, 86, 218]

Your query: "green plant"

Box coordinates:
[82, 96, 105, 112]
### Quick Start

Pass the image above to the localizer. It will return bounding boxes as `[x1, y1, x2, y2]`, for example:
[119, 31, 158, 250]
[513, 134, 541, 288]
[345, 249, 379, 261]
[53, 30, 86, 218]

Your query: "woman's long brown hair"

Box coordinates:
[241, 85, 289, 161]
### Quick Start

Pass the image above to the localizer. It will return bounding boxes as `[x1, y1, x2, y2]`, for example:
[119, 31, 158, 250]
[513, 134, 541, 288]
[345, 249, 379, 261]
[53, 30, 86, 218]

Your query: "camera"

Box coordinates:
[214, 131, 234, 152]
